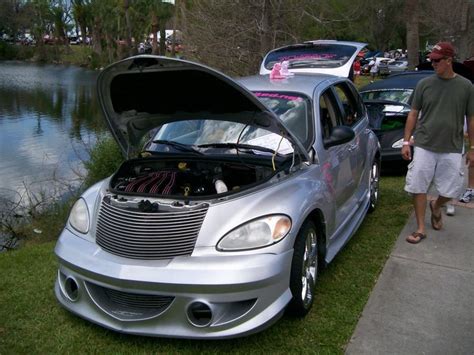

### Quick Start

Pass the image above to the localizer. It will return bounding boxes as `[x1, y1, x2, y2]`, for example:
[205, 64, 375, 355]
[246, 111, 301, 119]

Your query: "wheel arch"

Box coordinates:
[305, 208, 327, 268]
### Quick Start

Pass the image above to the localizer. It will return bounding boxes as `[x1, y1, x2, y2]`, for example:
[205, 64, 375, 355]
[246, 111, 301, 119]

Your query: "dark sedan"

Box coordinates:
[360, 71, 433, 170]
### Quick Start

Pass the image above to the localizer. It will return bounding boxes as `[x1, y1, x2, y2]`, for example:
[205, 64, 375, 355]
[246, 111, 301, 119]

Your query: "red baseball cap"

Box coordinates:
[429, 42, 455, 60]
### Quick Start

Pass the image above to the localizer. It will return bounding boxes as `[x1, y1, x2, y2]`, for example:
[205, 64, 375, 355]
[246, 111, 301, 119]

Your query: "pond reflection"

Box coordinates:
[0, 61, 106, 206]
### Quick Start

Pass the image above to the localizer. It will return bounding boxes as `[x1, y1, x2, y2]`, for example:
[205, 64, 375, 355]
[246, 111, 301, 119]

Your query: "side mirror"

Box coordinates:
[324, 126, 355, 149]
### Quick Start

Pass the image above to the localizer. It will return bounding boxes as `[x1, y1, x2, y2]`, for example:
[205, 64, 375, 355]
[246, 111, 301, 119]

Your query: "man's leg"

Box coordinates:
[413, 193, 427, 235]
[433, 195, 452, 211]
[406, 193, 428, 243]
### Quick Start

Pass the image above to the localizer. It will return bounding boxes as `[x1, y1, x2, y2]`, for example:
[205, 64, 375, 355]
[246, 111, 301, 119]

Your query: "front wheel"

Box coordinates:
[368, 158, 380, 213]
[287, 220, 319, 317]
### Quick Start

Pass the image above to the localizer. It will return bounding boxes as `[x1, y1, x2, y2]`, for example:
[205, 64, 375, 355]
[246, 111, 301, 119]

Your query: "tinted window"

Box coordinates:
[333, 83, 362, 126]
[360, 89, 413, 104]
[319, 90, 341, 140]
[264, 44, 358, 70]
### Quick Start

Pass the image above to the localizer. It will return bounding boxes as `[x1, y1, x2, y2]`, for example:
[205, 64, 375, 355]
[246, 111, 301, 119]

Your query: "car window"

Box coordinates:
[360, 89, 413, 105]
[333, 83, 362, 126]
[319, 90, 341, 141]
[254, 91, 310, 145]
[264, 43, 358, 70]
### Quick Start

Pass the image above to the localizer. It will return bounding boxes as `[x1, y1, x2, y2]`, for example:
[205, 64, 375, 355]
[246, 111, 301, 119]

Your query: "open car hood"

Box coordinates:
[97, 55, 309, 160]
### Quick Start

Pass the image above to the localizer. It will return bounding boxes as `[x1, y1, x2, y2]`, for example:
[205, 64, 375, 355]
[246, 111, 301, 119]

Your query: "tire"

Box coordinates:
[368, 158, 380, 213]
[287, 220, 319, 317]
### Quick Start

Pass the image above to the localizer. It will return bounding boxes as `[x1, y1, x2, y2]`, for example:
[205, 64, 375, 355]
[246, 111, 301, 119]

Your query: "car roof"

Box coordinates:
[238, 73, 340, 97]
[360, 71, 433, 91]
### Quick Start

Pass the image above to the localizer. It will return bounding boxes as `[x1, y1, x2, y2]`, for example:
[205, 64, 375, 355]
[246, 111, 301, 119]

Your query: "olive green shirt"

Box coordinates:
[412, 74, 474, 153]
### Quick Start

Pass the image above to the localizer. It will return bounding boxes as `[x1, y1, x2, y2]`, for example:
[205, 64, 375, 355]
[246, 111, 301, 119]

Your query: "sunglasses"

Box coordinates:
[431, 57, 448, 63]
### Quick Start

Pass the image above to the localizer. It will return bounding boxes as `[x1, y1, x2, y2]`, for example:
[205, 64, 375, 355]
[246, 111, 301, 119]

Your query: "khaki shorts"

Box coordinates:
[404, 147, 464, 198]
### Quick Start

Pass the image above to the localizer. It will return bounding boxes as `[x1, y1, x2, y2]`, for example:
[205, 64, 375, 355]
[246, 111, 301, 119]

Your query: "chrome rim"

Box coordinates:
[370, 161, 379, 207]
[301, 228, 318, 307]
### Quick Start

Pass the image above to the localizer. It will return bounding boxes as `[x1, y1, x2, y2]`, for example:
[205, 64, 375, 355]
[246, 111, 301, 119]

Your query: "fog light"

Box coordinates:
[187, 301, 212, 327]
[64, 277, 79, 302]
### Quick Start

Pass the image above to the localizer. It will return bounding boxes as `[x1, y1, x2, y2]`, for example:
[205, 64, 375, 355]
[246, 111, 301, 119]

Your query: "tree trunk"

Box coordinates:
[457, 1, 472, 60]
[151, 13, 159, 55]
[171, 0, 178, 57]
[123, 0, 134, 56]
[92, 15, 103, 55]
[405, 0, 419, 69]
[259, 0, 273, 58]
[159, 23, 166, 55]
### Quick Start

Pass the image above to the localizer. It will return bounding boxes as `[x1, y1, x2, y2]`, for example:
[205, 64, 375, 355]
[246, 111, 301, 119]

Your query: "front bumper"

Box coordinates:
[54, 229, 293, 339]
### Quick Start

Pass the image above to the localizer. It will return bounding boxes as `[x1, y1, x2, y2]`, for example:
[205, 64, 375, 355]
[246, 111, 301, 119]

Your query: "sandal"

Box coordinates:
[430, 200, 443, 230]
[406, 232, 427, 244]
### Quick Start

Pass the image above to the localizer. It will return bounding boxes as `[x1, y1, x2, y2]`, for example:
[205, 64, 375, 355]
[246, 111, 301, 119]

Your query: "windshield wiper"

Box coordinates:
[197, 143, 283, 155]
[151, 140, 203, 155]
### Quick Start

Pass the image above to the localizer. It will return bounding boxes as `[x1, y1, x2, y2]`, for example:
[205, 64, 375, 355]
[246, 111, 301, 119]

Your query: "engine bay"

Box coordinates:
[110, 157, 278, 198]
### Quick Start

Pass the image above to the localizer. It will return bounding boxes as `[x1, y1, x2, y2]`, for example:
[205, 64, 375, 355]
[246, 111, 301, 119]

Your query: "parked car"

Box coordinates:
[374, 58, 393, 76]
[68, 36, 81, 45]
[360, 71, 433, 168]
[378, 59, 408, 76]
[54, 56, 380, 339]
[387, 59, 408, 74]
[360, 57, 390, 76]
[259, 40, 367, 80]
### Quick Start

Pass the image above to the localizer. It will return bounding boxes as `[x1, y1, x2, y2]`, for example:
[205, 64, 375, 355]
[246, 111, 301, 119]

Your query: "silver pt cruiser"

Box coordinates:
[54, 56, 380, 339]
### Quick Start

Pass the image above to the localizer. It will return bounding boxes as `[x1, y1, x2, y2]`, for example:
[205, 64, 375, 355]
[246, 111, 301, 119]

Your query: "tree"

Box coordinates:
[71, 0, 92, 46]
[50, 0, 71, 44]
[405, 0, 419, 69]
[181, 0, 308, 76]
[420, 0, 473, 60]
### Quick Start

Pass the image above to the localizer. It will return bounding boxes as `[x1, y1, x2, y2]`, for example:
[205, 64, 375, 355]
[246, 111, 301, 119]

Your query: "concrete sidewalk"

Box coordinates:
[346, 200, 474, 354]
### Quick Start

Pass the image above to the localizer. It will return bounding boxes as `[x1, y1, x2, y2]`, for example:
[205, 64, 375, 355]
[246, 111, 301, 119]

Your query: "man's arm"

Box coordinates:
[401, 108, 419, 161]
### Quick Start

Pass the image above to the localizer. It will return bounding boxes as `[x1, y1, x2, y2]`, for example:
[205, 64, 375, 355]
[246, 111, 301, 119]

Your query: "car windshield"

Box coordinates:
[264, 44, 357, 70]
[151, 120, 294, 155]
[149, 92, 310, 155]
[360, 89, 413, 105]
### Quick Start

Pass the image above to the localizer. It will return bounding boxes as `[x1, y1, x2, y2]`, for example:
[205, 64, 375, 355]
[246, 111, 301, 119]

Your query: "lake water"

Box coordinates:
[0, 61, 105, 209]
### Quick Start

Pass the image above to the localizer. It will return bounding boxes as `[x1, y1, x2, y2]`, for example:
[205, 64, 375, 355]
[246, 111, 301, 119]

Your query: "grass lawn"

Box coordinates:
[0, 176, 411, 354]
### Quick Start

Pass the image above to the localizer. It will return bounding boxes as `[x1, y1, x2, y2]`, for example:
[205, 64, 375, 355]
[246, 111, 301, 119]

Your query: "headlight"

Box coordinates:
[68, 198, 90, 234]
[217, 215, 291, 251]
[392, 136, 413, 149]
[392, 138, 404, 149]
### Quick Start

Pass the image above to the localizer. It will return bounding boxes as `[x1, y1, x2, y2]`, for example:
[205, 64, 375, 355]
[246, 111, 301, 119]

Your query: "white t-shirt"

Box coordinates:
[369, 60, 378, 73]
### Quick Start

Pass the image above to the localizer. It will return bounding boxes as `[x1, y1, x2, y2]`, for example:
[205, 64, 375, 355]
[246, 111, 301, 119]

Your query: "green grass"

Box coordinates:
[0, 176, 411, 354]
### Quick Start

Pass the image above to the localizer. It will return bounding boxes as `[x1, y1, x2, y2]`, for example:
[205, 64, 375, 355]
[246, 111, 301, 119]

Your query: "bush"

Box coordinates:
[34, 45, 62, 62]
[0, 41, 18, 59]
[84, 135, 123, 186]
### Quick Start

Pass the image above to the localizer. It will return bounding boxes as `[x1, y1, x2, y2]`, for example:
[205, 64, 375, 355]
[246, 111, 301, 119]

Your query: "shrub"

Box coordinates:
[0, 41, 18, 59]
[84, 135, 123, 186]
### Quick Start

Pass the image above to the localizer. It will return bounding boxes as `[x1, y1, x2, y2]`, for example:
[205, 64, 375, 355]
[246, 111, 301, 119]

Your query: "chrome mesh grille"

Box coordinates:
[85, 282, 174, 321]
[104, 288, 174, 309]
[96, 197, 208, 259]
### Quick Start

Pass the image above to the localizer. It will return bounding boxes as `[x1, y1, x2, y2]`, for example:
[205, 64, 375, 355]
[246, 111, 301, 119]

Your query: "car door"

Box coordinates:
[331, 81, 369, 203]
[318, 88, 357, 227]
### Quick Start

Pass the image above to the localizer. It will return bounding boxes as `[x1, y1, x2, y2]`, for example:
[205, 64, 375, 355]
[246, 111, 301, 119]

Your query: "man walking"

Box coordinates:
[401, 41, 474, 244]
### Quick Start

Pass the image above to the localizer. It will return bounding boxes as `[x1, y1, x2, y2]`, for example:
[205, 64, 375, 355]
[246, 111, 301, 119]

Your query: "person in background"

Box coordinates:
[459, 166, 474, 203]
[401, 41, 474, 244]
[353, 58, 361, 84]
[460, 125, 474, 203]
[369, 57, 378, 82]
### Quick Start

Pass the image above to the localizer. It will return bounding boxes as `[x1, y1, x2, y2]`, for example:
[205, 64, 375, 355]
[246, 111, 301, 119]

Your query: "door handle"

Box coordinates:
[348, 144, 358, 152]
